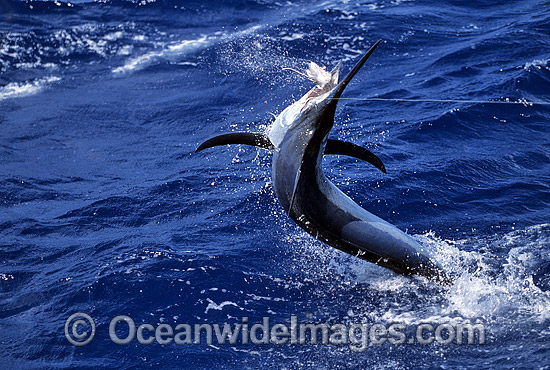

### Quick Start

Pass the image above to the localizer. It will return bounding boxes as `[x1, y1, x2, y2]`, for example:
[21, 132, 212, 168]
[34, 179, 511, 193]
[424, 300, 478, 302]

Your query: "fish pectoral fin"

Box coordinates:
[195, 132, 274, 153]
[325, 139, 387, 174]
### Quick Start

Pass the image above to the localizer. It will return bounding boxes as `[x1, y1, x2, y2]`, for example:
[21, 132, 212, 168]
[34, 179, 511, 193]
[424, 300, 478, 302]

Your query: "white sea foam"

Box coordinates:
[280, 33, 306, 41]
[1, 23, 136, 75]
[112, 36, 208, 74]
[523, 58, 550, 70]
[112, 25, 261, 75]
[0, 76, 61, 102]
[205, 298, 239, 314]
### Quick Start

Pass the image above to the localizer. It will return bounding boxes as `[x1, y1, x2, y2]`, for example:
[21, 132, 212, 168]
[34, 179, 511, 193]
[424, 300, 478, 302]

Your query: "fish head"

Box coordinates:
[268, 40, 381, 150]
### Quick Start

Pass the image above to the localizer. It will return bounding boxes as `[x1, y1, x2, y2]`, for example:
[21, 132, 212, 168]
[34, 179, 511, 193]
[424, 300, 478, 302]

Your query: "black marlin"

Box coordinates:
[197, 40, 450, 284]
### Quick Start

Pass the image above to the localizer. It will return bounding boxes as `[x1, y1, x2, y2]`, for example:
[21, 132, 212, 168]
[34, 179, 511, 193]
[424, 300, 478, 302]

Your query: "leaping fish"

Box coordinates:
[196, 40, 450, 284]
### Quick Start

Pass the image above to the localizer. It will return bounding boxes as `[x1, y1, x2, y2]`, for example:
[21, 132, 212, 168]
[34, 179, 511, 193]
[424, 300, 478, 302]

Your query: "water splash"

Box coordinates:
[0, 76, 61, 101]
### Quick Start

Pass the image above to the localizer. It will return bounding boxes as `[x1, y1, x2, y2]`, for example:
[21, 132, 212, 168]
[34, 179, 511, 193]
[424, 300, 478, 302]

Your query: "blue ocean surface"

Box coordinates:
[1, 0, 549, 368]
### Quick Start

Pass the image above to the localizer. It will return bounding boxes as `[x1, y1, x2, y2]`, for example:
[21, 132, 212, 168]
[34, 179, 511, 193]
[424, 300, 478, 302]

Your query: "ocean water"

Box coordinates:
[1, 0, 549, 368]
